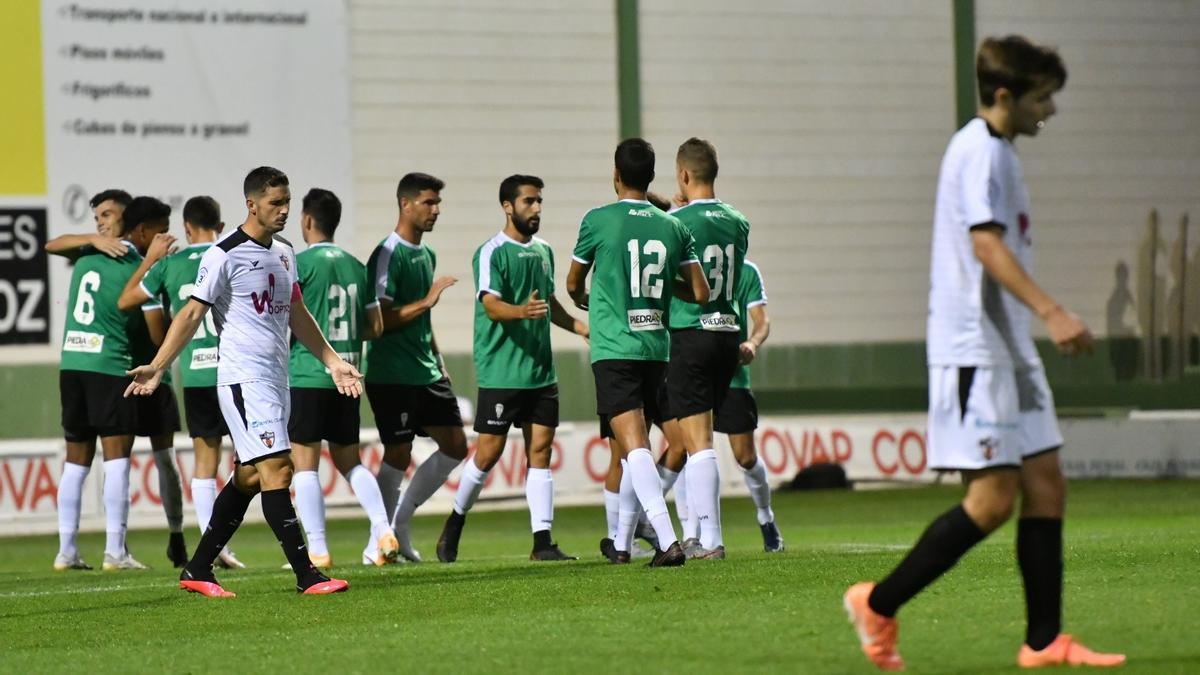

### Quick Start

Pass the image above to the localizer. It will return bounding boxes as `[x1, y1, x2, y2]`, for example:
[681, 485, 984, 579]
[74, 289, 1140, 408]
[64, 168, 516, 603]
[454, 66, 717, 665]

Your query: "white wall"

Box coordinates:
[346, 0, 620, 353]
[976, 0, 1200, 342]
[639, 0, 957, 344]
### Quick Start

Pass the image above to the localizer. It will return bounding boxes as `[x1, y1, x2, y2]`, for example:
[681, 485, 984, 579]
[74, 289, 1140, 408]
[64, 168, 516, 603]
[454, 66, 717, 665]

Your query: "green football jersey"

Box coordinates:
[365, 232, 441, 385]
[730, 260, 767, 390]
[140, 243, 216, 387]
[290, 243, 378, 388]
[60, 244, 152, 377]
[667, 200, 750, 332]
[571, 199, 698, 363]
[472, 233, 557, 389]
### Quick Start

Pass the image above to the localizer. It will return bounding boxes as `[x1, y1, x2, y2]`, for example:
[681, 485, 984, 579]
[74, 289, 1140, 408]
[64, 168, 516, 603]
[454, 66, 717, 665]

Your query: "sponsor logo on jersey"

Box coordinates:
[250, 417, 283, 429]
[627, 309, 664, 331]
[703, 210, 728, 220]
[627, 209, 653, 218]
[63, 330, 104, 353]
[196, 267, 208, 285]
[251, 274, 290, 314]
[251, 259, 260, 268]
[190, 347, 219, 369]
[188, 252, 202, 260]
[699, 312, 739, 331]
[260, 431, 275, 448]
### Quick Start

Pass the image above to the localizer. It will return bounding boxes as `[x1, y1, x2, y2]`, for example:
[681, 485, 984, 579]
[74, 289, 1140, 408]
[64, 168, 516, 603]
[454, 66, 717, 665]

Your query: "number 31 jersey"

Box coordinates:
[667, 199, 750, 333]
[288, 242, 378, 388]
[571, 199, 698, 363]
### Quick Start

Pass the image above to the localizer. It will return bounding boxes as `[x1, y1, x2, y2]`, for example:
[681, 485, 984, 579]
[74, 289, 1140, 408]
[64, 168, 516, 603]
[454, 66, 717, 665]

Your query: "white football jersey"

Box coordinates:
[927, 118, 1040, 368]
[192, 227, 299, 386]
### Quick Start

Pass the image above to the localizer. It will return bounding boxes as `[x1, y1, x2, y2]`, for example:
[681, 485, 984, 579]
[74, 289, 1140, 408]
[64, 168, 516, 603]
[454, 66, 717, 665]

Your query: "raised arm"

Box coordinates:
[971, 226, 1092, 355]
[46, 233, 127, 261]
[380, 275, 457, 331]
[118, 233, 175, 311]
[481, 290, 549, 323]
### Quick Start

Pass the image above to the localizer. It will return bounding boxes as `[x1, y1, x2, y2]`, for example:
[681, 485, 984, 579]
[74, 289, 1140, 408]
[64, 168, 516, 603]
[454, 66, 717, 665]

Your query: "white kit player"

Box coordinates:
[126, 166, 361, 597]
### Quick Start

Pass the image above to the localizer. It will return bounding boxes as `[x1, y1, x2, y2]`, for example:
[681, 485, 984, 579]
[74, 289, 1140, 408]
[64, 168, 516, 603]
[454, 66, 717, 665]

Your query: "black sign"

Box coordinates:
[0, 208, 50, 345]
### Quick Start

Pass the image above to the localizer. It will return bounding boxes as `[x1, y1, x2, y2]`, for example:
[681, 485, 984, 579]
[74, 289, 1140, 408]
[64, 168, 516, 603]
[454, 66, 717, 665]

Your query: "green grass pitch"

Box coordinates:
[0, 480, 1196, 673]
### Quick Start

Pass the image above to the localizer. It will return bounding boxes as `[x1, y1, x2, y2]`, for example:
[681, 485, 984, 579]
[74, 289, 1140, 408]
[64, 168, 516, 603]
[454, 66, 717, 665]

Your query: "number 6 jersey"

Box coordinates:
[60, 243, 156, 376]
[571, 199, 698, 363]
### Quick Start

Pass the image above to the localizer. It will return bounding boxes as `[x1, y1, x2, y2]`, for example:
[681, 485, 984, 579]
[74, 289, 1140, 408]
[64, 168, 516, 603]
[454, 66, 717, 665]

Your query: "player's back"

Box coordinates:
[60, 246, 147, 376]
[573, 200, 697, 362]
[290, 243, 375, 387]
[668, 200, 749, 332]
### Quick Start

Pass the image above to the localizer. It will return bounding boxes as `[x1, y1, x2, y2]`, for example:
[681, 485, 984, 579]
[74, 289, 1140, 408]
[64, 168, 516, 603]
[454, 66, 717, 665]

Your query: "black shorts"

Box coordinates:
[134, 385, 182, 437]
[714, 387, 759, 435]
[474, 385, 559, 435]
[366, 378, 463, 444]
[664, 329, 740, 421]
[183, 387, 229, 439]
[592, 359, 667, 421]
[60, 370, 137, 441]
[289, 387, 361, 445]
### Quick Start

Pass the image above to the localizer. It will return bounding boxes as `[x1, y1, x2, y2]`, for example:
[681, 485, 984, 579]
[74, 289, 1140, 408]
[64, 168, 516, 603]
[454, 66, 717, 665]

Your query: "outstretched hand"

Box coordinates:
[520, 290, 549, 320]
[124, 365, 165, 397]
[331, 360, 364, 398]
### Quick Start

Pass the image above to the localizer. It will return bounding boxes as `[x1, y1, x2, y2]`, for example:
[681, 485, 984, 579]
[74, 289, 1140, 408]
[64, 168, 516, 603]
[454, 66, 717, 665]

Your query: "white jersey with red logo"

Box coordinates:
[191, 227, 300, 386]
[927, 117, 1039, 368]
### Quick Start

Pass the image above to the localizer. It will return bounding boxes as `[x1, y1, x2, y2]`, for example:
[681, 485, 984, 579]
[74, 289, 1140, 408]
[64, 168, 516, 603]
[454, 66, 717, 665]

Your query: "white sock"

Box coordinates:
[191, 478, 218, 535]
[102, 458, 131, 557]
[658, 465, 680, 495]
[673, 463, 690, 535]
[743, 459, 775, 525]
[347, 465, 390, 540]
[627, 448, 678, 549]
[57, 463, 89, 557]
[686, 449, 722, 549]
[526, 468, 554, 534]
[683, 464, 701, 541]
[615, 460, 638, 553]
[377, 461, 405, 523]
[603, 489, 620, 540]
[393, 451, 460, 530]
[153, 448, 184, 533]
[453, 456, 489, 515]
[293, 470, 327, 557]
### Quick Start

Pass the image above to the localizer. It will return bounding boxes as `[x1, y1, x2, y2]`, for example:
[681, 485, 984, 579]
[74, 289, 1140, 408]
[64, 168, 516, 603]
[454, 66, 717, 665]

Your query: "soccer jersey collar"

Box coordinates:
[618, 199, 651, 205]
[496, 232, 533, 248]
[307, 241, 335, 249]
[389, 230, 422, 250]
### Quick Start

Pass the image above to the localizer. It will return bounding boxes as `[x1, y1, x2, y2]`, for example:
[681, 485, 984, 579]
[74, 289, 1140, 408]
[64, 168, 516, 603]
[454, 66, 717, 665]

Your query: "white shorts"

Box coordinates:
[927, 365, 1063, 471]
[217, 380, 291, 464]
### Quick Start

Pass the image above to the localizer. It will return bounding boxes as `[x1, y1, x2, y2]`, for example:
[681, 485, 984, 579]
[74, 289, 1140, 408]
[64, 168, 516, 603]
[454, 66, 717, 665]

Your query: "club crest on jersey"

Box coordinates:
[280, 254, 290, 271]
[979, 436, 999, 460]
[260, 431, 276, 448]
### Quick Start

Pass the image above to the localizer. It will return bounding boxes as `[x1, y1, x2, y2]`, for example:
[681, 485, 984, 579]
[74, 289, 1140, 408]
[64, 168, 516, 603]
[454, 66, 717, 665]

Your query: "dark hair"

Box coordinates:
[977, 35, 1067, 106]
[302, 188, 342, 237]
[182, 196, 221, 230]
[89, 189, 132, 209]
[396, 172, 445, 205]
[122, 196, 171, 230]
[646, 192, 672, 212]
[243, 166, 289, 198]
[498, 174, 544, 206]
[677, 137, 719, 183]
[614, 138, 655, 191]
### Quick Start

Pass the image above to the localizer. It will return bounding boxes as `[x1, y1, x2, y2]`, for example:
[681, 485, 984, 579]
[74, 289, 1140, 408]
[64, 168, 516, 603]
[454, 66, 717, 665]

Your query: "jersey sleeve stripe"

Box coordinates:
[373, 240, 394, 301]
[191, 295, 213, 307]
[138, 281, 154, 300]
[571, 255, 591, 265]
[745, 299, 767, 308]
[477, 238, 500, 298]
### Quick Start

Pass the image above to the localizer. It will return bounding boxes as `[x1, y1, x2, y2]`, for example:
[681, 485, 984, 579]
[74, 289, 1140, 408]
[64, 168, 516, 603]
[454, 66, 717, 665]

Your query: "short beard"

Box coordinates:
[513, 214, 540, 237]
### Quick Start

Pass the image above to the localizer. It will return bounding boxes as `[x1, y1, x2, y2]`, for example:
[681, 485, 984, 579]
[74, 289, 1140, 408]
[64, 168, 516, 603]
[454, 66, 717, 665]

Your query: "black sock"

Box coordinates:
[261, 488, 324, 586]
[533, 529, 553, 550]
[868, 504, 987, 617]
[1018, 517, 1063, 650]
[185, 481, 253, 577]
